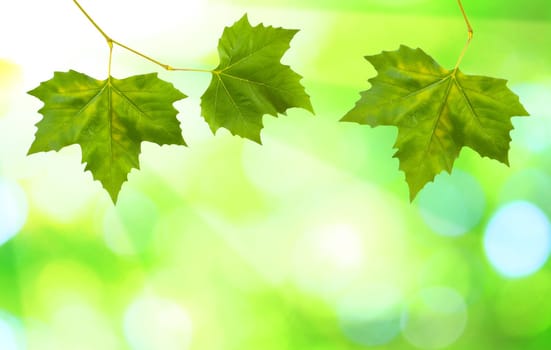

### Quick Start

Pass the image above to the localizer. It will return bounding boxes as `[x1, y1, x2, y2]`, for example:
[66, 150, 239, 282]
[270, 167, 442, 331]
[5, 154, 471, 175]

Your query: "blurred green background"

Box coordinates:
[1, 0, 551, 349]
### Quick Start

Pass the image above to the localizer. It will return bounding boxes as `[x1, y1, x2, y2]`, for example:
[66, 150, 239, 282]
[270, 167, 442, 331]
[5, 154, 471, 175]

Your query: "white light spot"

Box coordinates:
[0, 178, 28, 246]
[124, 295, 192, 350]
[401, 287, 467, 349]
[484, 201, 551, 278]
[292, 224, 364, 297]
[317, 224, 364, 269]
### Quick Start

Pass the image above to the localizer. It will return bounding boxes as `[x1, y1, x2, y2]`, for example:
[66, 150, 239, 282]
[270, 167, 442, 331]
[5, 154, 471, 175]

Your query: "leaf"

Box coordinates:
[28, 70, 186, 202]
[201, 14, 313, 143]
[342, 45, 529, 201]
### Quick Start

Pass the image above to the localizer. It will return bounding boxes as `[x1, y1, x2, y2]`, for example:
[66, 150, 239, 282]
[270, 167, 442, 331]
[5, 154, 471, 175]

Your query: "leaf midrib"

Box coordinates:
[73, 79, 156, 188]
[424, 75, 454, 165]
[107, 79, 114, 188]
[422, 73, 485, 164]
[215, 73, 246, 128]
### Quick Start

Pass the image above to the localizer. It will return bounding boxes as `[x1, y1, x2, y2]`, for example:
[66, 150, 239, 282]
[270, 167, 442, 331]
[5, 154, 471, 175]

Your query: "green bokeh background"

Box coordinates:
[1, 0, 551, 349]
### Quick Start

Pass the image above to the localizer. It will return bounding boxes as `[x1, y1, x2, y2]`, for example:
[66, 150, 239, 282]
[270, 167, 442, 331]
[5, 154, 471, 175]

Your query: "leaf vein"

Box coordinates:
[223, 39, 284, 71]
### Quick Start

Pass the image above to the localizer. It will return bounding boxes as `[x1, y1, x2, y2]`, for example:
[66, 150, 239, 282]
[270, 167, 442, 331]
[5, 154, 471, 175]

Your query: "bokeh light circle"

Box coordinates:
[510, 84, 551, 153]
[50, 302, 120, 350]
[0, 178, 28, 246]
[417, 171, 485, 236]
[401, 286, 467, 349]
[0, 311, 24, 350]
[123, 294, 192, 350]
[484, 201, 551, 278]
[337, 283, 402, 346]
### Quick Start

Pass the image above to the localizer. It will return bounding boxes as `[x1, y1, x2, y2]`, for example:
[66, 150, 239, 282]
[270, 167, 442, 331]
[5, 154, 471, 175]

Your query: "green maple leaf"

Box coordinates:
[201, 14, 313, 143]
[342, 45, 529, 201]
[28, 70, 186, 202]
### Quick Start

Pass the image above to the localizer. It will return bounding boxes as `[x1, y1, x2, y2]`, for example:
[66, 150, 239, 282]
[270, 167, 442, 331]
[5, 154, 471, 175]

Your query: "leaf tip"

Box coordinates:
[502, 155, 510, 167]
[27, 144, 38, 156]
[178, 138, 188, 147]
[240, 129, 263, 144]
[517, 102, 530, 117]
[102, 178, 125, 205]
[407, 178, 433, 203]
[406, 181, 423, 203]
[108, 190, 120, 204]
[237, 13, 250, 26]
[240, 128, 263, 144]
[340, 109, 356, 123]
[27, 86, 40, 98]
[302, 98, 315, 115]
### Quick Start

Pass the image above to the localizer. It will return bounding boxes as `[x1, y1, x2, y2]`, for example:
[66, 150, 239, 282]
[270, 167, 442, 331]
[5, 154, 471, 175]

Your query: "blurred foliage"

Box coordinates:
[1, 0, 551, 349]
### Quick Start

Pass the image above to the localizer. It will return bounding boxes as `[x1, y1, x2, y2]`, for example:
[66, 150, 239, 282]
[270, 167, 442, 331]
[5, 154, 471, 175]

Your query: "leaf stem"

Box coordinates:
[453, 0, 474, 72]
[71, 0, 212, 74]
[108, 39, 113, 77]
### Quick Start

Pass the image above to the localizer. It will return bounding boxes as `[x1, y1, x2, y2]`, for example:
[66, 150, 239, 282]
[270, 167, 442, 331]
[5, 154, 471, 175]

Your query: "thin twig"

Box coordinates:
[71, 0, 212, 74]
[72, 0, 110, 41]
[169, 67, 214, 73]
[112, 40, 212, 73]
[112, 39, 171, 70]
[453, 0, 474, 72]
